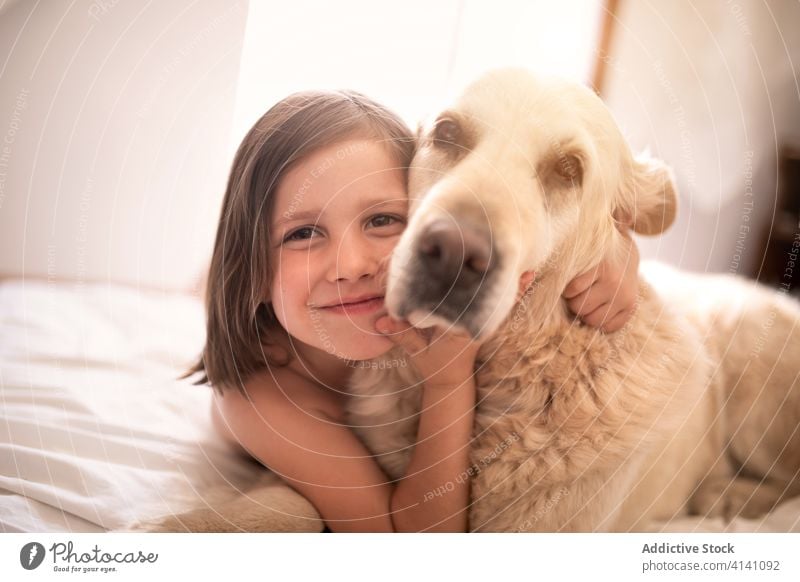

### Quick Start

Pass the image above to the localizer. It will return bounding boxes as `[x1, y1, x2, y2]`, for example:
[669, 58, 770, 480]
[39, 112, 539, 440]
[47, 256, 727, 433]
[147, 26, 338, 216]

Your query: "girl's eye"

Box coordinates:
[368, 214, 405, 228]
[283, 226, 321, 243]
[281, 215, 405, 244]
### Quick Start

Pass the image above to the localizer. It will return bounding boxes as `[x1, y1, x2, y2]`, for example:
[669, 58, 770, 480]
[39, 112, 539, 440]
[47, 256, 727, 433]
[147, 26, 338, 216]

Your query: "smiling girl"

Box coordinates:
[182, 90, 640, 532]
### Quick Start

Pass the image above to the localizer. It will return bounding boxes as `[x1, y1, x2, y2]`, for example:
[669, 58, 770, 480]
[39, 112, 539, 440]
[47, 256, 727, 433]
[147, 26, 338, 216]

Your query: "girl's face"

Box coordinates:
[268, 138, 407, 361]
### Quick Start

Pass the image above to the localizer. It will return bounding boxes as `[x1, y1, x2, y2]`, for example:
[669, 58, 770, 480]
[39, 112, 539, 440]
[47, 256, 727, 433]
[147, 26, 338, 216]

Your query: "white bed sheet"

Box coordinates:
[0, 279, 280, 532]
[0, 278, 797, 533]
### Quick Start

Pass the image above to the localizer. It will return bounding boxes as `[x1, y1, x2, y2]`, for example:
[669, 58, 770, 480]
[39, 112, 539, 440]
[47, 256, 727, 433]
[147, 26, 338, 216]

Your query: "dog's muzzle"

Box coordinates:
[393, 218, 500, 336]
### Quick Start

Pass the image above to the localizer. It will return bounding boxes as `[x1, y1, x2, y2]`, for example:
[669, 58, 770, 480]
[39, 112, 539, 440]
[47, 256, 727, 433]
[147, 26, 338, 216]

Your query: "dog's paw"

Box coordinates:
[723, 479, 785, 520]
[690, 477, 784, 521]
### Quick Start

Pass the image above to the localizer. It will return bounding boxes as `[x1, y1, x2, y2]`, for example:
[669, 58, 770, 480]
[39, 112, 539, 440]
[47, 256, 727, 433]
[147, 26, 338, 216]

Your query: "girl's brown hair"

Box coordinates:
[180, 90, 415, 397]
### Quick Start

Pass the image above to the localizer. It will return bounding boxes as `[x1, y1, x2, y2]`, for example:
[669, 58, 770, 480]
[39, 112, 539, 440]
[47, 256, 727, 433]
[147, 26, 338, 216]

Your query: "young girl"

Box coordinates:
[182, 90, 640, 533]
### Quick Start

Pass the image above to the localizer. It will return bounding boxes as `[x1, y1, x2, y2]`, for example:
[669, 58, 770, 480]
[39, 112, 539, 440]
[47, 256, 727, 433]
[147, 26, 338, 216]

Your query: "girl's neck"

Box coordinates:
[275, 331, 354, 393]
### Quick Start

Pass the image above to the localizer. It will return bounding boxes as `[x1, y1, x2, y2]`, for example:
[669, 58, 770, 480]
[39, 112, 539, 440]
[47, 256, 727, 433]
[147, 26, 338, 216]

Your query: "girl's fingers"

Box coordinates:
[600, 308, 631, 333]
[516, 270, 536, 301]
[579, 300, 612, 327]
[375, 316, 413, 340]
[563, 265, 601, 299]
[375, 315, 398, 335]
[375, 316, 430, 353]
[566, 282, 610, 317]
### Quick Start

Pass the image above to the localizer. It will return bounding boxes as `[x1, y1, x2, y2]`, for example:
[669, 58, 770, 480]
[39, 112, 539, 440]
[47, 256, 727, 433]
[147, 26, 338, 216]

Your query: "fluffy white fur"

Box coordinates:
[346, 68, 800, 532]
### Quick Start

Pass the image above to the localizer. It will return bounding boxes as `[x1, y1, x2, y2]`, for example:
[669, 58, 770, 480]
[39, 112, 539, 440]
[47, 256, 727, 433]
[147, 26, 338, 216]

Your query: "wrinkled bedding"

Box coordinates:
[0, 279, 321, 533]
[0, 279, 796, 532]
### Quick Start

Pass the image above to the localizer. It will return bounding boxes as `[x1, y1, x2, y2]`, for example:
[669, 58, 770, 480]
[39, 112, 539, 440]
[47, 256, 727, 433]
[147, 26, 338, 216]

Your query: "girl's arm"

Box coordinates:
[390, 378, 475, 531]
[375, 318, 481, 532]
[214, 371, 398, 532]
[213, 326, 479, 533]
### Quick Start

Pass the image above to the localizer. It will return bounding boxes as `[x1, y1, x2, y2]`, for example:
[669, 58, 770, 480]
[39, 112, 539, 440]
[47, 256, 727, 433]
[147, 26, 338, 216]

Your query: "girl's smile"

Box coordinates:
[317, 295, 386, 315]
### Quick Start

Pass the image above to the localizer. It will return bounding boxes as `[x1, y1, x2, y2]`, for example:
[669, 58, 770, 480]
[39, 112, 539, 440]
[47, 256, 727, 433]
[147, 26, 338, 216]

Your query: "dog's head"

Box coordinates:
[385, 68, 677, 339]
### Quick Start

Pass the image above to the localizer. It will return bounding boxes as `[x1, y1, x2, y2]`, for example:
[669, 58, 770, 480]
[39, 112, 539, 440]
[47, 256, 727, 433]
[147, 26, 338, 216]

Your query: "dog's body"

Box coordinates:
[347, 263, 800, 531]
[345, 69, 800, 532]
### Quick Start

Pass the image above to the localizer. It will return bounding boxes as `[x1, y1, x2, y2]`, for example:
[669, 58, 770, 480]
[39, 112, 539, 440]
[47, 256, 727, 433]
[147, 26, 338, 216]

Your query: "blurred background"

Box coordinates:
[0, 0, 799, 293]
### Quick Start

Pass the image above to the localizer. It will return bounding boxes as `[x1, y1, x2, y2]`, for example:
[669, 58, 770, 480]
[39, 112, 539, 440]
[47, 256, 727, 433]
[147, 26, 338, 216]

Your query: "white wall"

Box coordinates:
[603, 0, 800, 277]
[0, 0, 602, 292]
[231, 0, 602, 149]
[9, 1, 793, 291]
[0, 0, 248, 291]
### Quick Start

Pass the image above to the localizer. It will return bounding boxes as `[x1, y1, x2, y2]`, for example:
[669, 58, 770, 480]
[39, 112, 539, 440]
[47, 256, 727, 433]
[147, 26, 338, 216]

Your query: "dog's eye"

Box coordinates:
[433, 119, 460, 145]
[554, 154, 583, 184]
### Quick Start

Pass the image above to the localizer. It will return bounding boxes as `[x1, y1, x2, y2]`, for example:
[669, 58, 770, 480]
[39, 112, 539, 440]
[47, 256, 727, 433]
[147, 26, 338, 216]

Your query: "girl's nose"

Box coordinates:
[326, 229, 381, 282]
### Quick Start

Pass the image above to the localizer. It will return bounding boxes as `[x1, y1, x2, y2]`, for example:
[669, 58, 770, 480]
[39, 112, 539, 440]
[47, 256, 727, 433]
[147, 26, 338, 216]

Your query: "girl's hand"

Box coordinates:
[375, 316, 482, 389]
[562, 227, 640, 333]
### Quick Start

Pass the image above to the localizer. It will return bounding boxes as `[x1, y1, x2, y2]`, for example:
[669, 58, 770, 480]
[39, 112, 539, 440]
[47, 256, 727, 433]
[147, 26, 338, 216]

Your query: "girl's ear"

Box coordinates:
[613, 153, 678, 236]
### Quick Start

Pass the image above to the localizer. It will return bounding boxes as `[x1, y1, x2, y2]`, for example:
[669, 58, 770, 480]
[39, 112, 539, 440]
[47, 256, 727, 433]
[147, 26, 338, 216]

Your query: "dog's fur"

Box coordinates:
[345, 69, 800, 532]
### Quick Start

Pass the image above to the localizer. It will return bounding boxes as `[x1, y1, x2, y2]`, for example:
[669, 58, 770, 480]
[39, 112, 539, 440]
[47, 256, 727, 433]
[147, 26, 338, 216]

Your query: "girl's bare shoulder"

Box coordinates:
[215, 366, 346, 424]
[211, 365, 395, 532]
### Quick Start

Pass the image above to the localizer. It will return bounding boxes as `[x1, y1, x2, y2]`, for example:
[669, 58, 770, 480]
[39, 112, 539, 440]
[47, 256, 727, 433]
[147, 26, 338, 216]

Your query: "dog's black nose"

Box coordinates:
[417, 219, 494, 283]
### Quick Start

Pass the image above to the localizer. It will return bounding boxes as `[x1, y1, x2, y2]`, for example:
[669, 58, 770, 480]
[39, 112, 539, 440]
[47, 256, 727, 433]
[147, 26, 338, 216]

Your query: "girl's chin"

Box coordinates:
[339, 333, 396, 361]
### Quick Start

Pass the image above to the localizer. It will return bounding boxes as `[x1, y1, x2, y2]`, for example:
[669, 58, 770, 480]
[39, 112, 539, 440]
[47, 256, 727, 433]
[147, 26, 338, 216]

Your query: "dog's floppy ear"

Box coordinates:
[613, 153, 678, 235]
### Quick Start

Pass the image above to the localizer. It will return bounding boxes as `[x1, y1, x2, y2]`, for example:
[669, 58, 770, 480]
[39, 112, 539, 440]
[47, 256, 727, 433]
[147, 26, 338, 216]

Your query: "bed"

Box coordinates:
[1, 278, 797, 533]
[0, 278, 322, 533]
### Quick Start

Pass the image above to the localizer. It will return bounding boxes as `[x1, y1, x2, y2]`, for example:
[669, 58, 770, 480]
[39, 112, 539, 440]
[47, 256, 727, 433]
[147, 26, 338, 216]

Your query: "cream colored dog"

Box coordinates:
[345, 68, 800, 532]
